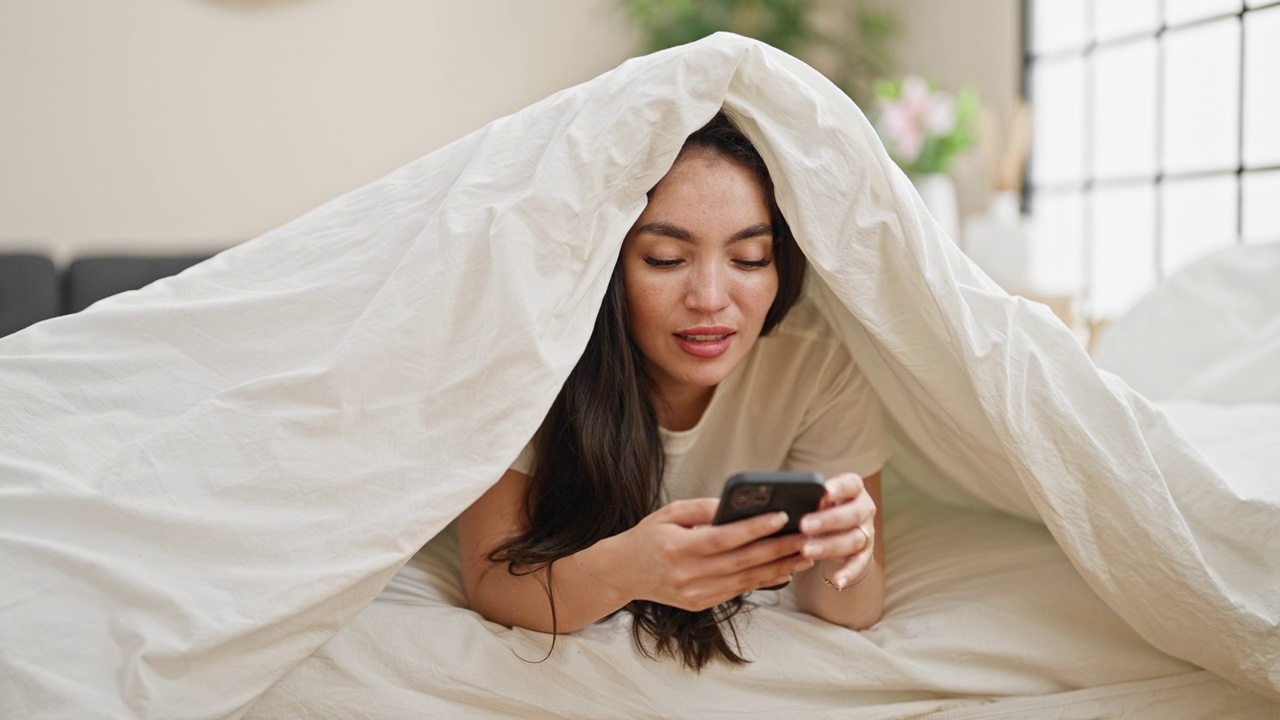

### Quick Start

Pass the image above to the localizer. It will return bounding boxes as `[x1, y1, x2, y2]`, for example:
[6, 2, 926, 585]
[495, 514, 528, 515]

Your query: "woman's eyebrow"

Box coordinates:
[727, 222, 773, 242]
[634, 221, 772, 243]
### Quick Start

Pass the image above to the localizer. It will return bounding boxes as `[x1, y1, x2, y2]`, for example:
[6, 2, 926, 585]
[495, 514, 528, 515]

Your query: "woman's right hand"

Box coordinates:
[601, 499, 815, 612]
[460, 471, 812, 634]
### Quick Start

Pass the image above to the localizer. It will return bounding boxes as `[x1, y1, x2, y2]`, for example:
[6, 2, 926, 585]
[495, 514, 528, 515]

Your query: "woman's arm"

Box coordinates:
[457, 468, 817, 634]
[777, 332, 889, 629]
[792, 471, 885, 629]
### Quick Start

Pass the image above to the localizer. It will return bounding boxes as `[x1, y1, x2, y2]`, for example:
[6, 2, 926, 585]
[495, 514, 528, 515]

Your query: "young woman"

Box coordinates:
[457, 113, 889, 670]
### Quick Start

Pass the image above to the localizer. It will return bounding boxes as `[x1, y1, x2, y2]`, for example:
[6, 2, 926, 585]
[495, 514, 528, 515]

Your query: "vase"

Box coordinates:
[911, 173, 960, 245]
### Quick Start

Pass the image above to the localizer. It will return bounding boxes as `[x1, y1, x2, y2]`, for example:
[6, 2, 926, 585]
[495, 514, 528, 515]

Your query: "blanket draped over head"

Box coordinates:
[1, 33, 1277, 718]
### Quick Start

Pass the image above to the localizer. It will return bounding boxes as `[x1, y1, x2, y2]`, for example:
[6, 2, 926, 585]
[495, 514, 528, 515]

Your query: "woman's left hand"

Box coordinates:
[797, 473, 877, 589]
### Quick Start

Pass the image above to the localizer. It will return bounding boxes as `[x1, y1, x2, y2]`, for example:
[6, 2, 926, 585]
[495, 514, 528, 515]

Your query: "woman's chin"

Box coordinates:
[662, 357, 738, 393]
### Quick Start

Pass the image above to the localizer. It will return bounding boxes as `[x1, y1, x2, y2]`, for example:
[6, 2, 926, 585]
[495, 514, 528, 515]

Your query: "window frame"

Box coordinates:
[1021, 0, 1280, 322]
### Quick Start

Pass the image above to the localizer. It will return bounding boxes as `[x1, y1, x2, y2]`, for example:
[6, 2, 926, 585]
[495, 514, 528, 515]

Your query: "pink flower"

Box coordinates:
[875, 75, 957, 165]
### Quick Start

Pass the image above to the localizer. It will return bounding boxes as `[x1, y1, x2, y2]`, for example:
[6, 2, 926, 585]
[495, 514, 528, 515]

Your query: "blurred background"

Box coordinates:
[1, 0, 1276, 345]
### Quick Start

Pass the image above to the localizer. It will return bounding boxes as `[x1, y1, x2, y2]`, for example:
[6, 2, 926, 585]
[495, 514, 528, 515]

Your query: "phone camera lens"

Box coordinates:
[731, 485, 773, 510]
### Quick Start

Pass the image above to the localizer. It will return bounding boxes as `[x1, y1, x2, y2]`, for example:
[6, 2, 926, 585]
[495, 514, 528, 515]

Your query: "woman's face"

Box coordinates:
[622, 150, 779, 410]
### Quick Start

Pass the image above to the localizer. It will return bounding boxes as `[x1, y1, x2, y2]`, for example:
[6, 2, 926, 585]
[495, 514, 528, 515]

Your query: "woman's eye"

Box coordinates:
[643, 257, 682, 268]
[734, 258, 773, 269]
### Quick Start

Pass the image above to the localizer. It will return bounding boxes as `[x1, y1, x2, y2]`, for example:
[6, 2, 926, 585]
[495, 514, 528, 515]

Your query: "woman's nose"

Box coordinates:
[686, 264, 730, 312]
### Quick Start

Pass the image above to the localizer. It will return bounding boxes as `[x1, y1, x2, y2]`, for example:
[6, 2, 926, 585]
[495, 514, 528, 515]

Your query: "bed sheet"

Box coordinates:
[246, 460, 1276, 718]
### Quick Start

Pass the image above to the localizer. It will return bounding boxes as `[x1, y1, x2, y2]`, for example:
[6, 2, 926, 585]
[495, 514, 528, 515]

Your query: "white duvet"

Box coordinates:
[1, 34, 1277, 718]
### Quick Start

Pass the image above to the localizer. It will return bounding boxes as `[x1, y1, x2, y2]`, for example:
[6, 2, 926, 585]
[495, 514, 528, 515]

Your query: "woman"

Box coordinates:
[457, 113, 889, 670]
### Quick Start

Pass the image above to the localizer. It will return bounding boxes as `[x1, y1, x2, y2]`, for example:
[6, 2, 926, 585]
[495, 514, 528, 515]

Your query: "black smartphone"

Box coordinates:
[712, 471, 825, 591]
[712, 471, 826, 536]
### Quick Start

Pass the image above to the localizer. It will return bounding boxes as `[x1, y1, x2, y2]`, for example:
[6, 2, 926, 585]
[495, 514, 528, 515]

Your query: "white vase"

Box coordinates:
[911, 173, 960, 245]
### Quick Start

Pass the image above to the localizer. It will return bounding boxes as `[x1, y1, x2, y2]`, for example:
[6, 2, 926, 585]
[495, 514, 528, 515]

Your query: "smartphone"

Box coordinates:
[712, 471, 825, 591]
[712, 471, 826, 536]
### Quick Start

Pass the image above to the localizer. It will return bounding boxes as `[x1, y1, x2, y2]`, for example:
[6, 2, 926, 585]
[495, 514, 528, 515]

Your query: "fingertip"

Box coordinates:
[800, 515, 822, 534]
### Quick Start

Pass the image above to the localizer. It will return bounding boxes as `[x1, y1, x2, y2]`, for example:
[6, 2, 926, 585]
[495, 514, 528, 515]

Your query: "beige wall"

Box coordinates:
[0, 0, 1019, 262]
[0, 0, 638, 262]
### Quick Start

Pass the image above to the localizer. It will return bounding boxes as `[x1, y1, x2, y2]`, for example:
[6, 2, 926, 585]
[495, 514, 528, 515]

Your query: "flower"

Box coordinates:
[872, 75, 977, 176]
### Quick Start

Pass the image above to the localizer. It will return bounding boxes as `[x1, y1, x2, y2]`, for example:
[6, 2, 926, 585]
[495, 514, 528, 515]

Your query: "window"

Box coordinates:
[1024, 0, 1280, 320]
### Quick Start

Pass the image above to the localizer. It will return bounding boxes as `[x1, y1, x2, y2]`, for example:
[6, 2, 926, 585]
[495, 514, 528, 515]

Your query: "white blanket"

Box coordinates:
[1, 34, 1277, 718]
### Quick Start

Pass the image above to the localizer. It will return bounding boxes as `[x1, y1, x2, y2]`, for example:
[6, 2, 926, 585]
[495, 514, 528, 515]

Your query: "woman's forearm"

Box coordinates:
[794, 486, 886, 629]
[458, 468, 636, 634]
[464, 534, 632, 634]
[793, 558, 885, 629]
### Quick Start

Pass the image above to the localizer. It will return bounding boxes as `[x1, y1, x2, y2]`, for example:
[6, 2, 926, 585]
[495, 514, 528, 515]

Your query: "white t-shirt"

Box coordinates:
[512, 299, 890, 499]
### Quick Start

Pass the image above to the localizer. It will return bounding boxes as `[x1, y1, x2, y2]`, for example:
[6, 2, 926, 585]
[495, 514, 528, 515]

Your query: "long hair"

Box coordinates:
[489, 112, 807, 670]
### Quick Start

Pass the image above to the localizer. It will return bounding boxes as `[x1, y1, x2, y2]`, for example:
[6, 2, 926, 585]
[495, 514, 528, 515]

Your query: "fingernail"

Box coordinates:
[801, 516, 821, 533]
[772, 512, 789, 527]
[834, 573, 849, 589]
[803, 542, 822, 556]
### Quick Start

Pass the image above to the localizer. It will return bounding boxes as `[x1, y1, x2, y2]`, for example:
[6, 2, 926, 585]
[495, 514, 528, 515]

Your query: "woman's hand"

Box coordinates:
[797, 473, 878, 589]
[460, 469, 817, 635]
[603, 499, 816, 612]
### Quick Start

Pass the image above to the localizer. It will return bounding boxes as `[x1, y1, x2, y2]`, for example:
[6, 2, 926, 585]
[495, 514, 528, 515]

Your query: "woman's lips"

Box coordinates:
[673, 327, 735, 358]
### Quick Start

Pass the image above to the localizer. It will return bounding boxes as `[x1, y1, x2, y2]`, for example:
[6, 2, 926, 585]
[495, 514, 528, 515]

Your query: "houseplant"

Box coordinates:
[871, 74, 977, 239]
[617, 0, 898, 108]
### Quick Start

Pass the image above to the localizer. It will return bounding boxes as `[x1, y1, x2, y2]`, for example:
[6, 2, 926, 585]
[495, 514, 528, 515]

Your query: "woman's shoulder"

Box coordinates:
[740, 297, 856, 390]
[774, 296, 827, 333]
[758, 297, 849, 360]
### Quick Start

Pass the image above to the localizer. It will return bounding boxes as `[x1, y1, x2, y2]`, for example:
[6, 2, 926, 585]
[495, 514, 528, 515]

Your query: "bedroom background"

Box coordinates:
[0, 0, 1275, 342]
[3, 4, 1279, 716]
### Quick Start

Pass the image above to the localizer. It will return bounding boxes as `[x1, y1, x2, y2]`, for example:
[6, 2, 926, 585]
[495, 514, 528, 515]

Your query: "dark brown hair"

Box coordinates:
[490, 112, 807, 670]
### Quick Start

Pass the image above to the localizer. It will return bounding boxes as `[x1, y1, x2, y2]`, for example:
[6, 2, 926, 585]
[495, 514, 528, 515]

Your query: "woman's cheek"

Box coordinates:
[745, 272, 779, 307]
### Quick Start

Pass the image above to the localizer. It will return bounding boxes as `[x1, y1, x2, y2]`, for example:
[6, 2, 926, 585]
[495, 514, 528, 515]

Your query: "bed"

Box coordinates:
[2, 34, 1277, 718]
[244, 241, 1280, 718]
[246, 458, 1274, 718]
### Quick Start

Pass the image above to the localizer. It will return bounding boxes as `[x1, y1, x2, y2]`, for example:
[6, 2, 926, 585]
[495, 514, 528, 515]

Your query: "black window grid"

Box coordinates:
[1020, 0, 1280, 321]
